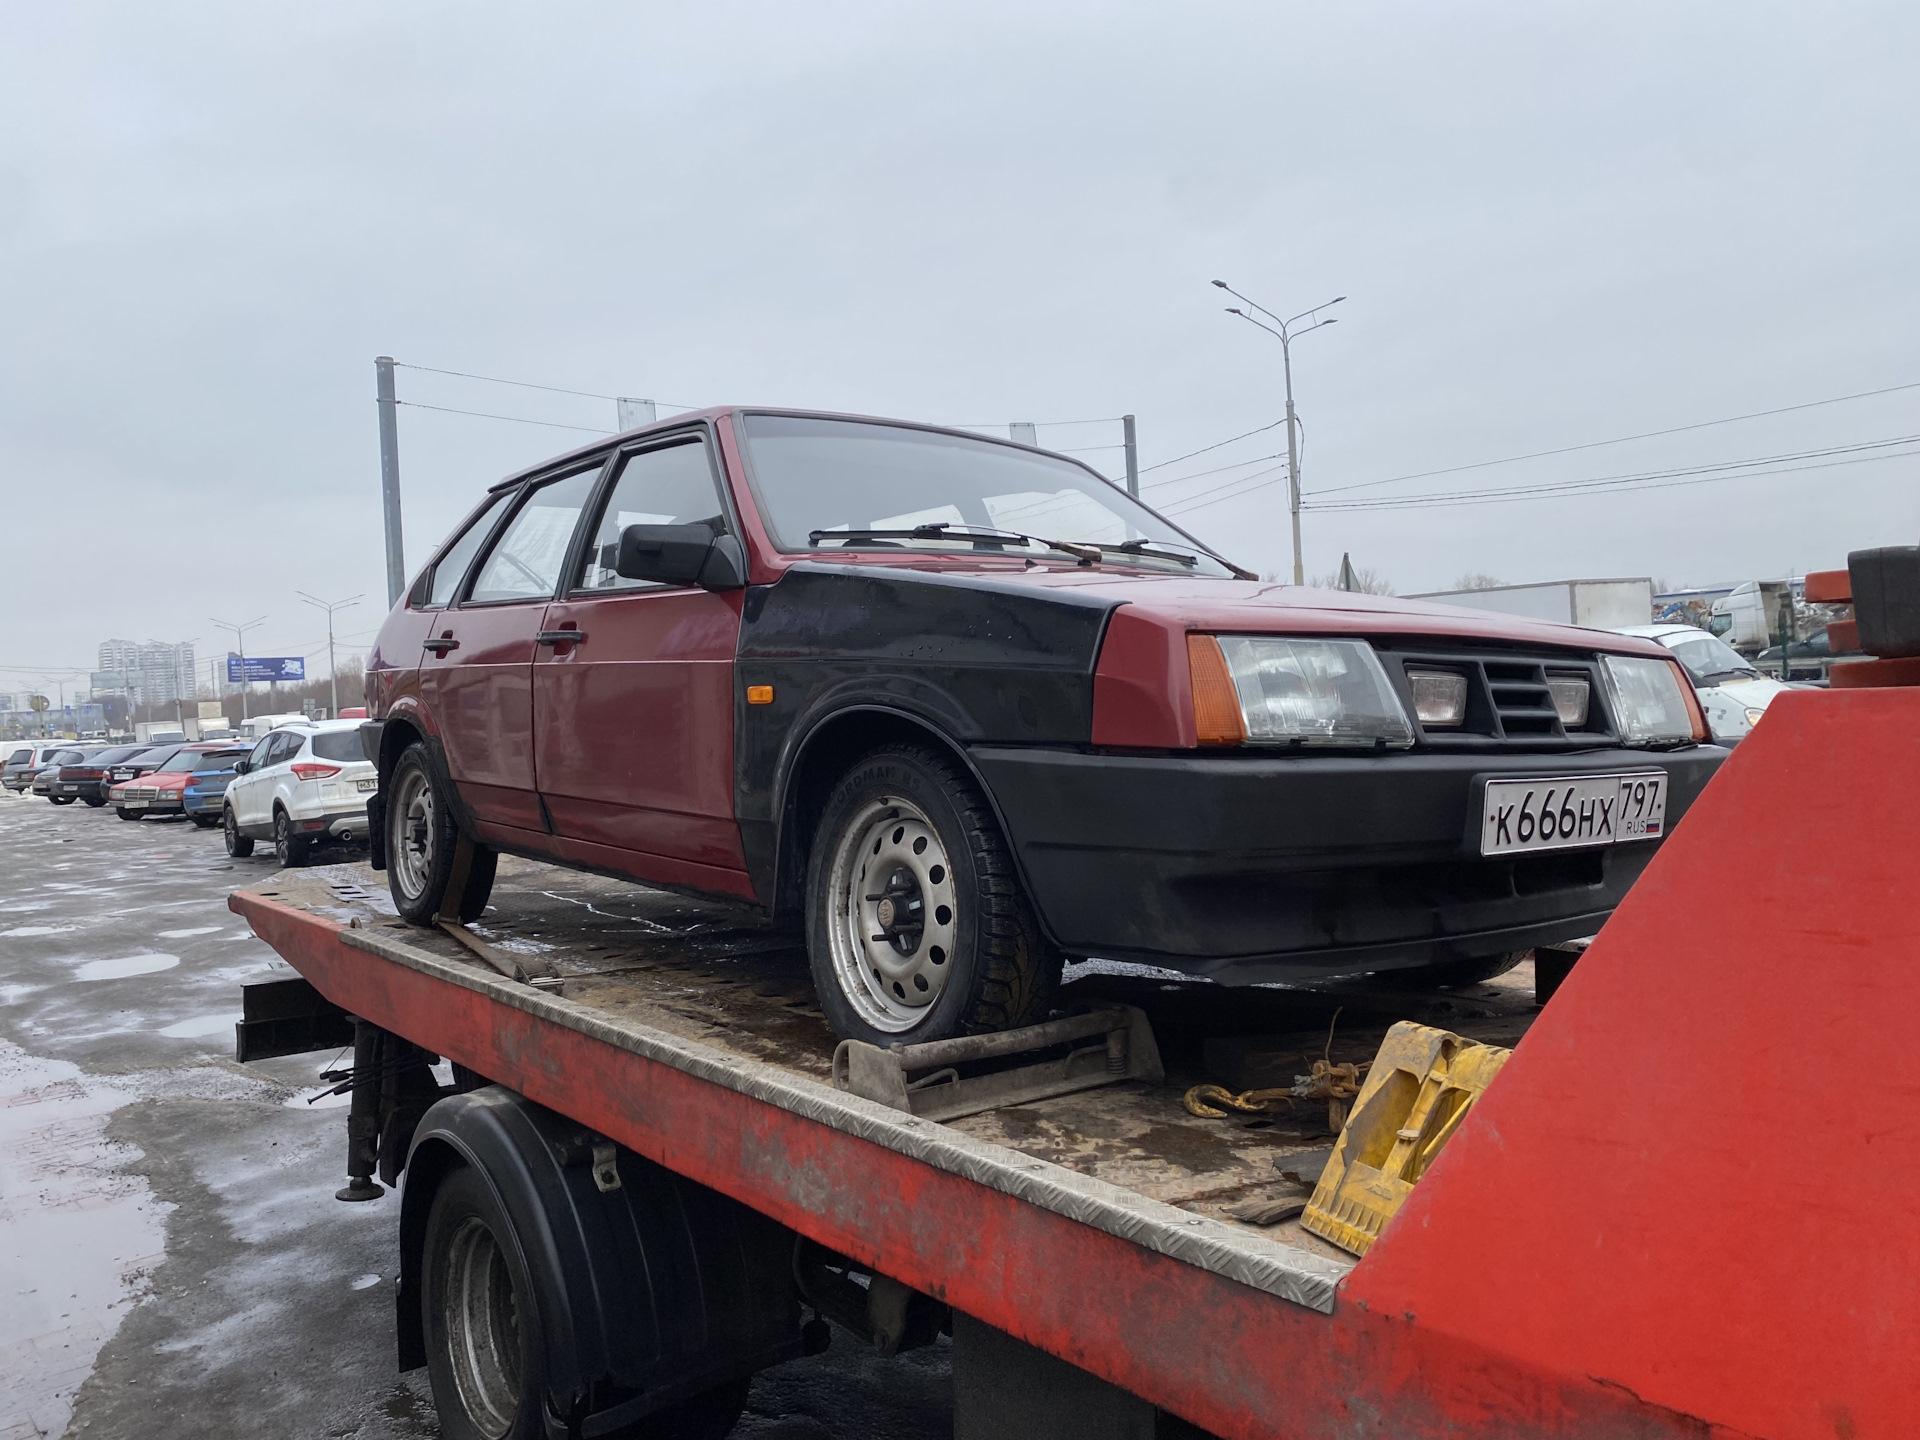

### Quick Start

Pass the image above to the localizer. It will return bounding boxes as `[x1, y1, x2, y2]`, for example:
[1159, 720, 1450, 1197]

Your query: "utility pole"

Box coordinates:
[1212, 282, 1345, 586]
[1122, 415, 1139, 498]
[211, 616, 267, 721]
[299, 591, 362, 717]
[376, 356, 405, 607]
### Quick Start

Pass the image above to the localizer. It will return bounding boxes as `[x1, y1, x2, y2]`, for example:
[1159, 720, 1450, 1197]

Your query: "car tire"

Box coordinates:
[116, 807, 142, 822]
[83, 796, 107, 809]
[189, 813, 219, 829]
[224, 805, 254, 856]
[805, 743, 1060, 1045]
[1384, 950, 1532, 989]
[50, 796, 75, 806]
[385, 742, 497, 925]
[274, 809, 312, 869]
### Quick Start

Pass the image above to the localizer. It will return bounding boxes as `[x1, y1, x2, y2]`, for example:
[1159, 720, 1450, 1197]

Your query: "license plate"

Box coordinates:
[124, 800, 147, 810]
[60, 785, 78, 793]
[356, 778, 377, 792]
[1481, 772, 1666, 855]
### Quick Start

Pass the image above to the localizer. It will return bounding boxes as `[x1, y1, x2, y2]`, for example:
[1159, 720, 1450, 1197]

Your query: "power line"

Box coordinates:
[394, 400, 614, 435]
[1137, 418, 1286, 476]
[1307, 432, 1920, 510]
[1160, 466, 1290, 516]
[1143, 450, 1289, 492]
[1307, 445, 1920, 513]
[1311, 378, 1920, 497]
[394, 362, 620, 400]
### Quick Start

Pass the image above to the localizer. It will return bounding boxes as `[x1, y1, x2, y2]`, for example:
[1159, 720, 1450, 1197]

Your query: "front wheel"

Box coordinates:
[385, 743, 496, 925]
[223, 805, 254, 856]
[805, 744, 1059, 1045]
[116, 807, 142, 822]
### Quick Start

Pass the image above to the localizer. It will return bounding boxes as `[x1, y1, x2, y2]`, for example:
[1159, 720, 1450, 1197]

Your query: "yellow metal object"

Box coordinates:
[1301, 1022, 1512, 1256]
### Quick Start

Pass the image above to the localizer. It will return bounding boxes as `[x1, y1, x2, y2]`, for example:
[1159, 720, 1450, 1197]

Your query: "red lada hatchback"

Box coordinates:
[361, 409, 1724, 1044]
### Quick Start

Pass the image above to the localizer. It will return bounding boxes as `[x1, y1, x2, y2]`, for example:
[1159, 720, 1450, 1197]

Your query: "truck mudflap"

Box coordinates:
[396, 1087, 806, 1428]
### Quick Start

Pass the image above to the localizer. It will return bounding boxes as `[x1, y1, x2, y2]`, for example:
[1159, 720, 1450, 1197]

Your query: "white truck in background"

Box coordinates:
[1409, 577, 1654, 631]
[1707, 579, 1793, 653]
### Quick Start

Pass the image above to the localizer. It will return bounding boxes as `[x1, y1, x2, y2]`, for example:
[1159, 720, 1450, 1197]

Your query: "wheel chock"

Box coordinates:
[1301, 1022, 1511, 1256]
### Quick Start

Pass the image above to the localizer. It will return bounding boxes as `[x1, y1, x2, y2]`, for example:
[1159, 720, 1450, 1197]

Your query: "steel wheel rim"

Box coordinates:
[825, 796, 959, 1033]
[443, 1216, 523, 1438]
[390, 765, 434, 901]
[274, 813, 290, 863]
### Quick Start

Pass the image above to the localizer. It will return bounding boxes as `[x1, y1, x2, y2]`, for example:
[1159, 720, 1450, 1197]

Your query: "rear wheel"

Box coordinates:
[806, 744, 1059, 1045]
[273, 809, 312, 868]
[422, 1165, 751, 1440]
[386, 743, 496, 925]
[49, 795, 74, 806]
[83, 796, 107, 809]
[223, 804, 254, 856]
[189, 812, 218, 828]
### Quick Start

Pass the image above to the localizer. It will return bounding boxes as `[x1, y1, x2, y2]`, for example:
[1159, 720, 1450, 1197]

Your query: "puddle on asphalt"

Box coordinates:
[73, 954, 180, 982]
[155, 927, 224, 940]
[157, 1014, 244, 1040]
[1, 925, 76, 938]
[0, 1039, 171, 1439]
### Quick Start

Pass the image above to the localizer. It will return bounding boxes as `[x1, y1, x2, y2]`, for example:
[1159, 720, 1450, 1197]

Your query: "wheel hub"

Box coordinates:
[825, 797, 960, 1032]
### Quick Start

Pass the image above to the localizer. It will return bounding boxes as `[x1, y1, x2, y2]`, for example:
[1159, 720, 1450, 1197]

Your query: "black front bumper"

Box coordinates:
[971, 743, 1726, 984]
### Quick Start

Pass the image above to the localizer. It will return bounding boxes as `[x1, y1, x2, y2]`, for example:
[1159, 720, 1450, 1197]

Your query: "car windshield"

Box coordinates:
[311, 732, 364, 762]
[190, 751, 246, 771]
[1663, 631, 1759, 682]
[153, 752, 198, 774]
[738, 414, 1233, 575]
[134, 747, 180, 767]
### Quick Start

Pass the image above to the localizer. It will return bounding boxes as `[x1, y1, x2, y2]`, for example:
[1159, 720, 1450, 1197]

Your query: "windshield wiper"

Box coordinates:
[808, 523, 1102, 562]
[1071, 537, 1257, 580]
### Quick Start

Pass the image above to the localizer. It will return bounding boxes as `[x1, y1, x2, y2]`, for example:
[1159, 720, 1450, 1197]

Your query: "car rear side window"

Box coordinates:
[467, 466, 603, 605]
[311, 732, 363, 762]
[424, 492, 508, 608]
[574, 439, 725, 592]
[7, 749, 28, 764]
[192, 751, 246, 771]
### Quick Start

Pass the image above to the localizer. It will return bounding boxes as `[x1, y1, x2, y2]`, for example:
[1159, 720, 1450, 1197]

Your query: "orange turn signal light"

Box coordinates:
[746, 684, 775, 706]
[1187, 634, 1246, 746]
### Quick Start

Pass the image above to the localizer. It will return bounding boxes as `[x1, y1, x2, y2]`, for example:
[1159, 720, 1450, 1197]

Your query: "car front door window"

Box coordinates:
[574, 440, 727, 592]
[467, 469, 602, 606]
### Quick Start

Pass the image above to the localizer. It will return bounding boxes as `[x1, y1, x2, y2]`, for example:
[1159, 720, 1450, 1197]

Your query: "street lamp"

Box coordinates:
[1212, 280, 1344, 585]
[211, 615, 267, 721]
[298, 592, 362, 718]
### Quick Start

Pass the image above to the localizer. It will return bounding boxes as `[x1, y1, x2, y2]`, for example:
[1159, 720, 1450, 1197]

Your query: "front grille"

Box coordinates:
[1377, 644, 1616, 751]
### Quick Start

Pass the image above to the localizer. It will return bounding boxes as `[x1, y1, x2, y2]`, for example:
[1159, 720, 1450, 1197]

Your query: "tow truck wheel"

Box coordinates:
[273, 809, 312, 868]
[386, 742, 496, 925]
[422, 1164, 751, 1440]
[807, 743, 1060, 1045]
[223, 804, 253, 856]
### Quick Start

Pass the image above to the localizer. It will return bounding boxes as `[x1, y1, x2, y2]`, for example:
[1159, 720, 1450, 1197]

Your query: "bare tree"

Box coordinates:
[1310, 566, 1396, 595]
[1450, 572, 1504, 591]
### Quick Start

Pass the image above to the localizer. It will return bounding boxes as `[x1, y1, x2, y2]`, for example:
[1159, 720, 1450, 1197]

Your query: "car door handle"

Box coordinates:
[535, 630, 586, 646]
[424, 636, 459, 654]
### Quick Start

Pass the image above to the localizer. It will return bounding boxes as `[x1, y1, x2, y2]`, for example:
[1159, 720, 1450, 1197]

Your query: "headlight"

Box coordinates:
[1600, 655, 1700, 745]
[1193, 635, 1414, 747]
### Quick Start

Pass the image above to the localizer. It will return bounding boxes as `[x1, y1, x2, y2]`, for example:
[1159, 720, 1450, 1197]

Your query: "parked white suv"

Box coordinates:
[223, 720, 378, 866]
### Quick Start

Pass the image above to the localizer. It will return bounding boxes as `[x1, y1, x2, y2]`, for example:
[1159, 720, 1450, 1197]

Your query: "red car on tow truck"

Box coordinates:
[361, 408, 1726, 1044]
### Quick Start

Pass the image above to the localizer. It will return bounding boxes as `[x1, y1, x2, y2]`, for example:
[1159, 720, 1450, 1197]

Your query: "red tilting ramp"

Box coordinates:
[1346, 686, 1919, 1438]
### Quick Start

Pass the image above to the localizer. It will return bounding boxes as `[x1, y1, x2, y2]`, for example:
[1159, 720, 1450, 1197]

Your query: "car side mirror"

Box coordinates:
[614, 524, 747, 591]
[234, 758, 250, 775]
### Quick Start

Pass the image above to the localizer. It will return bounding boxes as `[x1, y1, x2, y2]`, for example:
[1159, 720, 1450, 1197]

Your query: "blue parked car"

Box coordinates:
[180, 746, 254, 828]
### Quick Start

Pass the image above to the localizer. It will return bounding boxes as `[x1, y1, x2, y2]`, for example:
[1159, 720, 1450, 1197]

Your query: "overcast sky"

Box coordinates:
[4, 1, 1916, 693]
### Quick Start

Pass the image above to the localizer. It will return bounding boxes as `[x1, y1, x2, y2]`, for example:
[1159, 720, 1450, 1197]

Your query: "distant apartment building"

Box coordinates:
[96, 639, 196, 708]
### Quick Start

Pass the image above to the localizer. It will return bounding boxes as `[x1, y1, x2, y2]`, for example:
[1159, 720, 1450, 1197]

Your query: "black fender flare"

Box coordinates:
[396, 1087, 802, 1428]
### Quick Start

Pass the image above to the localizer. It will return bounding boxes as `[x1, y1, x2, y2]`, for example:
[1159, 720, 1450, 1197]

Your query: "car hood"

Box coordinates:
[854, 563, 1674, 658]
[1711, 675, 1790, 706]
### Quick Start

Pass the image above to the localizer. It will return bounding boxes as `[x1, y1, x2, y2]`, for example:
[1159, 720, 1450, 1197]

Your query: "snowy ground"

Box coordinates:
[0, 792, 950, 1440]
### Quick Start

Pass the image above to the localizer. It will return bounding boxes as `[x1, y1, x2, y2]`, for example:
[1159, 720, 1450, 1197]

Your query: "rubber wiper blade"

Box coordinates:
[1099, 539, 1200, 567]
[809, 523, 1026, 545]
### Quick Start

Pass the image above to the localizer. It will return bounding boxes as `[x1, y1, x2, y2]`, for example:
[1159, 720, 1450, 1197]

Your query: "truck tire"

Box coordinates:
[223, 804, 254, 856]
[273, 809, 312, 868]
[422, 1162, 754, 1440]
[806, 743, 1059, 1045]
[385, 742, 496, 925]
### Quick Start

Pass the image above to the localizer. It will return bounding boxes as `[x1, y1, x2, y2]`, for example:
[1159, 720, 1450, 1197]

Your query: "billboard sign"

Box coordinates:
[227, 655, 307, 684]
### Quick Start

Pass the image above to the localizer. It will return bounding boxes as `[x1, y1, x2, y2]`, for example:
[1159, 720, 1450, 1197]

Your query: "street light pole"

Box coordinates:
[211, 616, 267, 722]
[1212, 281, 1345, 586]
[298, 592, 362, 717]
